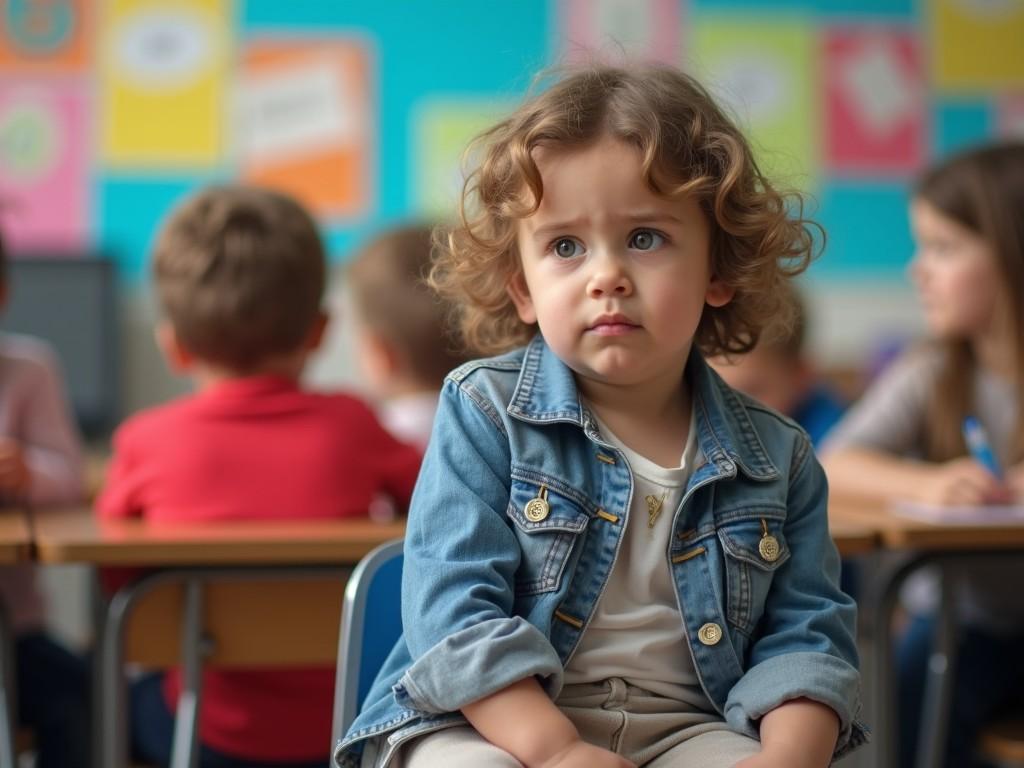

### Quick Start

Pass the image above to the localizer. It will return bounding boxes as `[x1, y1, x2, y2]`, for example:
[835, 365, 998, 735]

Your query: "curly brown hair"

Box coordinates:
[431, 64, 820, 357]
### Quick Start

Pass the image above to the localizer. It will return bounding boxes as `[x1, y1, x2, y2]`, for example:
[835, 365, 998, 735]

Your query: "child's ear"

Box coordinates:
[356, 330, 400, 387]
[304, 311, 329, 352]
[154, 322, 194, 373]
[705, 277, 735, 308]
[507, 272, 537, 324]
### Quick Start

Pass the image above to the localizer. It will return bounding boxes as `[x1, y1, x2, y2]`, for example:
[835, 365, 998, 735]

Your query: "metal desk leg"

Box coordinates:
[170, 579, 203, 768]
[101, 586, 132, 768]
[915, 570, 958, 768]
[0, 603, 17, 768]
[873, 553, 927, 768]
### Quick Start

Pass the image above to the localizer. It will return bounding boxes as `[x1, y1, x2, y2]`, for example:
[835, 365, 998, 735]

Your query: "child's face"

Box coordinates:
[509, 137, 733, 393]
[909, 198, 1003, 340]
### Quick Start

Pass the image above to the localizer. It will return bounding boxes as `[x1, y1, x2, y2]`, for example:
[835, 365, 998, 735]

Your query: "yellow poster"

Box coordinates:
[100, 0, 229, 168]
[930, 0, 1024, 90]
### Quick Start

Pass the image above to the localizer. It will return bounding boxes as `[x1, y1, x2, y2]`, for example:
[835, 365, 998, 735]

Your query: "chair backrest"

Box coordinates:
[123, 574, 347, 667]
[332, 539, 404, 744]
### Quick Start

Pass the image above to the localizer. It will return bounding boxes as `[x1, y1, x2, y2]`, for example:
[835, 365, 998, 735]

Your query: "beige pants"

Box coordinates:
[371, 678, 761, 768]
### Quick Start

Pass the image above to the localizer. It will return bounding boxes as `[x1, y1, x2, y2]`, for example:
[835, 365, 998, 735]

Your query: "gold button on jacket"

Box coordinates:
[698, 622, 722, 646]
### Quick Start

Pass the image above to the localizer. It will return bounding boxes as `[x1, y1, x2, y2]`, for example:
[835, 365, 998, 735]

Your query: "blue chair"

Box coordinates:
[332, 538, 404, 747]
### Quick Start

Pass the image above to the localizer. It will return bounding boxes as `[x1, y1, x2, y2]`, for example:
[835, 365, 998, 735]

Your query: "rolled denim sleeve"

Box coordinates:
[396, 380, 563, 714]
[724, 439, 868, 759]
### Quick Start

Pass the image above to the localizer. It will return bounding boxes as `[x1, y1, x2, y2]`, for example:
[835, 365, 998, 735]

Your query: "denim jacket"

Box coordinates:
[335, 335, 867, 767]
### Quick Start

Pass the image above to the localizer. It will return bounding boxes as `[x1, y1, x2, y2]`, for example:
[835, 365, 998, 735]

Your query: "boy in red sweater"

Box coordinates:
[97, 186, 421, 767]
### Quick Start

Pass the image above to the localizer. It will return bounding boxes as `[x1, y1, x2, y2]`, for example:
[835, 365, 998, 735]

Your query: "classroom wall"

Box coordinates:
[1, 0, 1022, 418]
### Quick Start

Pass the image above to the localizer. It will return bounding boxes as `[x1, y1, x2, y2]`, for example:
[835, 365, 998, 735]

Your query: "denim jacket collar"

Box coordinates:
[507, 334, 779, 482]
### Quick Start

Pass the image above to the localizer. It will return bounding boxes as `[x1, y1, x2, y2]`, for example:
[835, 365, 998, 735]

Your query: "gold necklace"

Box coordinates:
[646, 493, 666, 527]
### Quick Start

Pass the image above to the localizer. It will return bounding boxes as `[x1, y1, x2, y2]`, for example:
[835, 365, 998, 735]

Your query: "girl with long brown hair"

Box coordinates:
[823, 141, 1024, 766]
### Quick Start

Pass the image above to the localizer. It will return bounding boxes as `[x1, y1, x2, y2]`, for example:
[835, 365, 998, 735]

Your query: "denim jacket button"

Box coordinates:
[698, 622, 723, 646]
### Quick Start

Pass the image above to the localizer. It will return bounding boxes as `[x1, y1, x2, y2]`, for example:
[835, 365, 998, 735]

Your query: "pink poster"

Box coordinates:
[559, 0, 681, 65]
[0, 80, 90, 251]
[823, 27, 926, 176]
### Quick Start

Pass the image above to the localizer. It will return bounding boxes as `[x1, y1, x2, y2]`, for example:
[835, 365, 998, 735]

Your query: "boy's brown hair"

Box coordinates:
[152, 185, 325, 372]
[347, 224, 467, 385]
[431, 64, 819, 356]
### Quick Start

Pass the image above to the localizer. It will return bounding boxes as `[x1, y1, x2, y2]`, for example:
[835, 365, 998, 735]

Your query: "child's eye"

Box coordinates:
[628, 229, 665, 251]
[551, 237, 584, 259]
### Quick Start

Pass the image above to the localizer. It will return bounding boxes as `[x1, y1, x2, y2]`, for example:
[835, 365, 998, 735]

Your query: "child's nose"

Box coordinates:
[586, 250, 633, 298]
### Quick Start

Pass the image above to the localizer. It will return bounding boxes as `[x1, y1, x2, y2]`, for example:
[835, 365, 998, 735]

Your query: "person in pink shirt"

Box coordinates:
[0, 231, 89, 768]
[96, 186, 422, 767]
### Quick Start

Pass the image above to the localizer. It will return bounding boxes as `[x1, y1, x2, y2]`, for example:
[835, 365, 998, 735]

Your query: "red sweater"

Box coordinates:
[96, 376, 421, 761]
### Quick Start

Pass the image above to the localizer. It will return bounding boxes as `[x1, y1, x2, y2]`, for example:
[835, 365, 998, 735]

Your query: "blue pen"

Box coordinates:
[963, 416, 1003, 479]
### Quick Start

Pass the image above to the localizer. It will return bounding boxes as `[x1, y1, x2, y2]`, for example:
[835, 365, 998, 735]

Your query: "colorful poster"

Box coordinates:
[691, 18, 816, 186]
[0, 0, 90, 72]
[929, 0, 1024, 90]
[238, 40, 372, 221]
[558, 0, 682, 64]
[0, 80, 89, 250]
[413, 100, 512, 218]
[997, 93, 1024, 138]
[824, 27, 926, 175]
[100, 0, 228, 168]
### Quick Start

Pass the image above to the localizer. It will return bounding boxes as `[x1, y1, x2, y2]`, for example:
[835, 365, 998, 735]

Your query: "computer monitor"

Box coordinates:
[0, 257, 119, 439]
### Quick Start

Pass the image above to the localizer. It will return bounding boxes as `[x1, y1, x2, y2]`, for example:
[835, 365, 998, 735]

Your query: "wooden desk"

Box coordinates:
[29, 506, 405, 768]
[830, 497, 1024, 768]
[0, 509, 30, 565]
[829, 517, 879, 557]
[31, 506, 405, 566]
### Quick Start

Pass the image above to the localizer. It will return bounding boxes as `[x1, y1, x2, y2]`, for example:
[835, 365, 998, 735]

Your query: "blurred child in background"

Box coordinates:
[823, 142, 1024, 767]
[96, 186, 421, 768]
[347, 224, 469, 450]
[710, 283, 845, 447]
[0, 229, 89, 768]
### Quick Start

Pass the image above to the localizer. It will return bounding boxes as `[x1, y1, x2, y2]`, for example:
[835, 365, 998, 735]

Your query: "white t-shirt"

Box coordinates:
[564, 407, 710, 707]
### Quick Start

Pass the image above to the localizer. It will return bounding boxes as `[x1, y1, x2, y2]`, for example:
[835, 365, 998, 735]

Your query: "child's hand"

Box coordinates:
[920, 457, 1012, 506]
[1006, 462, 1024, 502]
[538, 739, 636, 768]
[0, 437, 29, 497]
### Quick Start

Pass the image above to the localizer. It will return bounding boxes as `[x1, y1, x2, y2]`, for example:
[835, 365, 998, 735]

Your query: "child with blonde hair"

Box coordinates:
[336, 64, 864, 768]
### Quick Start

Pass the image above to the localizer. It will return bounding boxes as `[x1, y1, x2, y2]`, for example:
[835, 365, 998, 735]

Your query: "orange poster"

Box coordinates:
[0, 0, 90, 73]
[239, 40, 373, 221]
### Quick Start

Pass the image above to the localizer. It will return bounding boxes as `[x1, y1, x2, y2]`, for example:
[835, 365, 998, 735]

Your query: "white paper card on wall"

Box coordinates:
[238, 58, 357, 166]
[839, 38, 917, 136]
[114, 8, 213, 89]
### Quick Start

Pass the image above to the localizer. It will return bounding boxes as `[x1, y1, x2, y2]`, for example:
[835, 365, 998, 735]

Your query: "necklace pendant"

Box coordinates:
[646, 493, 665, 528]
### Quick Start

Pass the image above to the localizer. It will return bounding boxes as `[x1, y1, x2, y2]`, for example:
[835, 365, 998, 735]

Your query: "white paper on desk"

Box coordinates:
[892, 500, 1024, 524]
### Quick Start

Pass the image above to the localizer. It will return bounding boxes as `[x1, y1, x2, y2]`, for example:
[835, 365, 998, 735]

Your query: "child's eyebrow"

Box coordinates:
[621, 212, 682, 226]
[527, 212, 683, 243]
[528, 218, 588, 243]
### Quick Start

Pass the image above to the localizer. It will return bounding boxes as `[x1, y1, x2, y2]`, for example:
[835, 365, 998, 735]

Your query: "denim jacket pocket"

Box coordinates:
[507, 478, 591, 597]
[718, 515, 790, 635]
